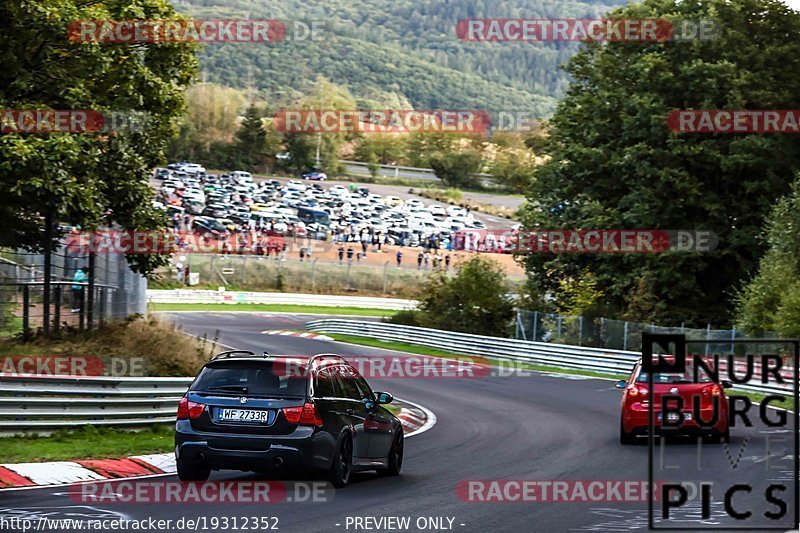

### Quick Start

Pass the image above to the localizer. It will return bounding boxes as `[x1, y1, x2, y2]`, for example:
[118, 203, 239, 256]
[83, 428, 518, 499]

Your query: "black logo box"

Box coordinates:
[642, 333, 800, 531]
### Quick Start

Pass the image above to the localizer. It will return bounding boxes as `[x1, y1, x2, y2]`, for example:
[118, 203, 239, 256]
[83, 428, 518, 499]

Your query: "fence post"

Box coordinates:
[516, 309, 527, 341]
[600, 317, 605, 348]
[705, 323, 711, 356]
[53, 286, 61, 335]
[556, 315, 562, 343]
[730, 325, 736, 355]
[382, 261, 389, 294]
[311, 258, 318, 290]
[87, 252, 95, 330]
[623, 321, 628, 351]
[532, 311, 538, 342]
[22, 285, 30, 339]
[346, 261, 352, 290]
[578, 316, 583, 346]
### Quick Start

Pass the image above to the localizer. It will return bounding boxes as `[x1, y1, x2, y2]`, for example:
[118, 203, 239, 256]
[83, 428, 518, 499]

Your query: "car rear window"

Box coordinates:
[636, 361, 714, 384]
[191, 361, 308, 397]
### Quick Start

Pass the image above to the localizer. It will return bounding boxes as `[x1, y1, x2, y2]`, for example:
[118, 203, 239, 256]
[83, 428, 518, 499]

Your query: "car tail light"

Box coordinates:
[700, 384, 722, 406]
[177, 398, 206, 420]
[282, 403, 323, 427]
[626, 385, 648, 398]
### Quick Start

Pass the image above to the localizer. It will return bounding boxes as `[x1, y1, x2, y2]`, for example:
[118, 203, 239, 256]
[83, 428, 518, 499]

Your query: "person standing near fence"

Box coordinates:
[71, 266, 87, 313]
[396, 249, 403, 267]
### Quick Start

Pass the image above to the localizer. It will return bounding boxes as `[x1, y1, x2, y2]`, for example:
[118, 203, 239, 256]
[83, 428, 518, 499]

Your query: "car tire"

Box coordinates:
[177, 458, 211, 482]
[329, 435, 353, 488]
[379, 432, 403, 477]
[620, 419, 636, 445]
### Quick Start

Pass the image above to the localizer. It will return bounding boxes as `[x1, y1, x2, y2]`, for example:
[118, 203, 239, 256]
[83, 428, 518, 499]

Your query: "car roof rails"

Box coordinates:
[308, 353, 345, 366]
[210, 350, 270, 361]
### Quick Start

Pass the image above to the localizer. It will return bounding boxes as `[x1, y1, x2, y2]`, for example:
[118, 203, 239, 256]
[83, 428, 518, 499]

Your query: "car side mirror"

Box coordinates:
[614, 380, 627, 390]
[375, 392, 394, 405]
[721, 380, 733, 389]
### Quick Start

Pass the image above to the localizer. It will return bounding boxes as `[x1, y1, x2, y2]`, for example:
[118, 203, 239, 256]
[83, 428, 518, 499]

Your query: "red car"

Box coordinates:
[617, 357, 731, 444]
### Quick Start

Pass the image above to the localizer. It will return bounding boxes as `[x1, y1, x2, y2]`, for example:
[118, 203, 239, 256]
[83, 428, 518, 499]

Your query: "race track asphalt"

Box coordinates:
[2, 312, 796, 532]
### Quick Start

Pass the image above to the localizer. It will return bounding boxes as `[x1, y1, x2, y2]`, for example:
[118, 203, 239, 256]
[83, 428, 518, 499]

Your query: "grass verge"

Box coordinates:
[0, 316, 216, 377]
[150, 303, 399, 317]
[0, 425, 173, 464]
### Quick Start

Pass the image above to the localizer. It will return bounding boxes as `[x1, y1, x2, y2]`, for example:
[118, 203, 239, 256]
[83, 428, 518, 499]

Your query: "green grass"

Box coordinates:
[150, 303, 399, 317]
[0, 425, 174, 464]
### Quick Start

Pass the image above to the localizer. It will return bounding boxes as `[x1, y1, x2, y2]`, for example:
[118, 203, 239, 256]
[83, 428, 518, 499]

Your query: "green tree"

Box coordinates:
[0, 0, 198, 275]
[410, 256, 515, 336]
[282, 77, 356, 174]
[231, 104, 267, 170]
[520, 0, 800, 326]
[736, 178, 800, 336]
[429, 149, 483, 189]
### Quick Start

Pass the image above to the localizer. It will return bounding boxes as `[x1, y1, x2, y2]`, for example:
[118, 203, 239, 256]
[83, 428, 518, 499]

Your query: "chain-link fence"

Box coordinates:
[0, 246, 146, 338]
[515, 309, 744, 352]
[153, 253, 449, 297]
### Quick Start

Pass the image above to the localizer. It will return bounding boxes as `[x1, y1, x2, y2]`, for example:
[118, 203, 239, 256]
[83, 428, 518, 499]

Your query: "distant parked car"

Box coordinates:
[192, 217, 230, 238]
[302, 171, 327, 181]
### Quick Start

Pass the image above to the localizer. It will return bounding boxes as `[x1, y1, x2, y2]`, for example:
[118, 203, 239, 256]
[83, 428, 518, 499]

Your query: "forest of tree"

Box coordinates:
[174, 0, 627, 117]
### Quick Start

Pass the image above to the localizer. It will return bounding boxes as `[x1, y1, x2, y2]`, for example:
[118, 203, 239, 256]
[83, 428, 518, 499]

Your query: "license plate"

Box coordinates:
[657, 412, 693, 421]
[219, 409, 270, 423]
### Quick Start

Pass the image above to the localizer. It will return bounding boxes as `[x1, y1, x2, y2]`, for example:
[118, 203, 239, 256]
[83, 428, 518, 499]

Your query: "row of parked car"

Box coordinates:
[153, 163, 489, 247]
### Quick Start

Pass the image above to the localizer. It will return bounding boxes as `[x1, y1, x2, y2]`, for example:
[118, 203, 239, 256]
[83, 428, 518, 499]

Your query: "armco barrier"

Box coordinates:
[0, 375, 192, 432]
[306, 319, 795, 396]
[147, 289, 417, 310]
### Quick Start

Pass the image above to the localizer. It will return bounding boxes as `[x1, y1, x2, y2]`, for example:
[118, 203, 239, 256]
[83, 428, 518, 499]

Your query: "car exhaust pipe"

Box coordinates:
[197, 452, 207, 462]
[273, 457, 284, 467]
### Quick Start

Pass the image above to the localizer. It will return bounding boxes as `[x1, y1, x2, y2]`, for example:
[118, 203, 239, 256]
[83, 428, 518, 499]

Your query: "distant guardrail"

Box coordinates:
[147, 290, 418, 310]
[306, 319, 795, 396]
[340, 160, 496, 186]
[0, 375, 191, 433]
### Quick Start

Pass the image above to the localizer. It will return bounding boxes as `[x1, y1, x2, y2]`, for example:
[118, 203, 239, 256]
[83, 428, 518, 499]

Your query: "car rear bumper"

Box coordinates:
[175, 423, 333, 472]
[623, 410, 728, 435]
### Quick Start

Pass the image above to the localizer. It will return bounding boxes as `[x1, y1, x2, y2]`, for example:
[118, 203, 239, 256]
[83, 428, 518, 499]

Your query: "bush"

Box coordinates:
[0, 316, 217, 377]
[387, 309, 422, 327]
[410, 255, 515, 336]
